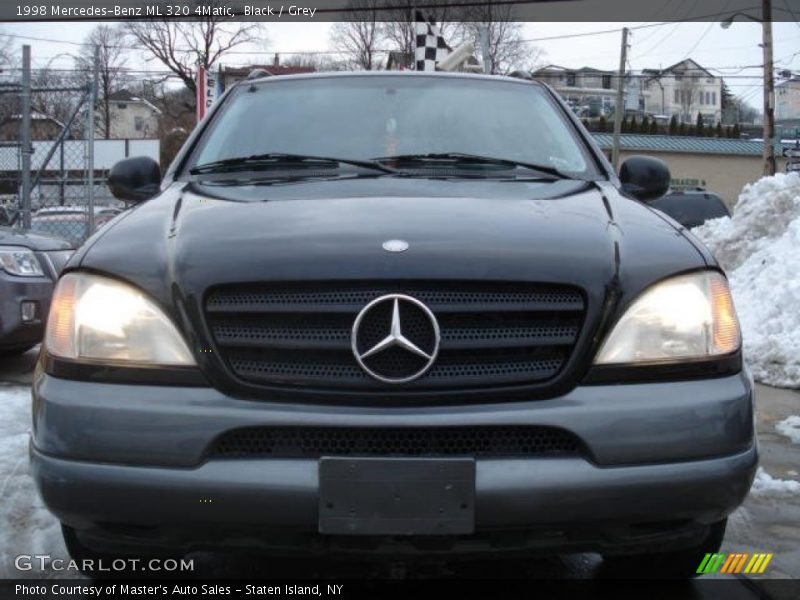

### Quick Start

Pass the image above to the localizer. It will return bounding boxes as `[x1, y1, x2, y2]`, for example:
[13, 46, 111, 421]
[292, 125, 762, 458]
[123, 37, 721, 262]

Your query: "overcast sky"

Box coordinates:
[5, 20, 800, 107]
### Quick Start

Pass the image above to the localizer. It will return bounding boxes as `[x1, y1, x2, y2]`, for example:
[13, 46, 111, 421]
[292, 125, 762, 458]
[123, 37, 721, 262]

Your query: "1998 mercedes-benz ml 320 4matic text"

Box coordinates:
[31, 72, 756, 578]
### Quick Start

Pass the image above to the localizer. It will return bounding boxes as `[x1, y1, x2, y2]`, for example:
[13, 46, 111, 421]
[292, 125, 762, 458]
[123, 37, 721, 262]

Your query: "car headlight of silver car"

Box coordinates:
[594, 271, 740, 365]
[0, 245, 44, 277]
[45, 272, 196, 365]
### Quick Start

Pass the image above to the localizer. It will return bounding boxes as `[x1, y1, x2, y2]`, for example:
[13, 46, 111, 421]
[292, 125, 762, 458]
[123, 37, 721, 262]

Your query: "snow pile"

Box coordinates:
[691, 172, 800, 388]
[0, 385, 70, 578]
[750, 467, 800, 497]
[776, 416, 800, 444]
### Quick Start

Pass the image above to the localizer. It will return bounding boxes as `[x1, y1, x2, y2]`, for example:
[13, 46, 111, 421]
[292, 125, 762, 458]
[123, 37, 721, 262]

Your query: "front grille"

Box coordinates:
[205, 282, 585, 391]
[211, 426, 583, 459]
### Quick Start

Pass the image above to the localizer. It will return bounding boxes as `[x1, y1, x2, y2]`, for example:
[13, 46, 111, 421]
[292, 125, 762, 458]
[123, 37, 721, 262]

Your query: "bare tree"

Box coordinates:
[27, 60, 85, 138]
[281, 54, 349, 72]
[0, 28, 14, 69]
[329, 0, 383, 70]
[454, 4, 540, 74]
[676, 77, 701, 123]
[734, 96, 760, 124]
[125, 2, 265, 95]
[74, 25, 130, 139]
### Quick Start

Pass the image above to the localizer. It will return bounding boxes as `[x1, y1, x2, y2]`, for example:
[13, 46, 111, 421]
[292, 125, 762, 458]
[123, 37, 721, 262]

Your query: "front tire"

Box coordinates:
[601, 519, 727, 579]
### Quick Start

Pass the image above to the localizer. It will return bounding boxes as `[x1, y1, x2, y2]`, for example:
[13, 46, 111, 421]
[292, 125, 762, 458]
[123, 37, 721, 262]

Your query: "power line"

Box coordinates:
[0, 6, 769, 52]
[629, 0, 695, 58]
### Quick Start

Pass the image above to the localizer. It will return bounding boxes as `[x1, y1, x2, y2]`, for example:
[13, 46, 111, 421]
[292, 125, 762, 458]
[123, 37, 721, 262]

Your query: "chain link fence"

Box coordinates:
[0, 45, 125, 247]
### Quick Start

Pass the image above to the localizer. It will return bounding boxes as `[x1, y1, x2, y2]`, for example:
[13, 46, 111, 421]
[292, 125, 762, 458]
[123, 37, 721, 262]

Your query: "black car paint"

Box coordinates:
[62, 175, 714, 403]
[651, 190, 732, 229]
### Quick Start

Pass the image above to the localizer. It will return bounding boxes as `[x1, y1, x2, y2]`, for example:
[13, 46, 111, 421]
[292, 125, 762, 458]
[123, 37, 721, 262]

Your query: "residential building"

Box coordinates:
[641, 59, 722, 124]
[105, 90, 161, 139]
[0, 112, 62, 141]
[776, 78, 800, 123]
[531, 65, 619, 117]
[531, 59, 723, 125]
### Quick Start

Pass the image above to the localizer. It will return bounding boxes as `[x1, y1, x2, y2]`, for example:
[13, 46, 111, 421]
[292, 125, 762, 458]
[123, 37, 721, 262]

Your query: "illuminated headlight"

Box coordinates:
[45, 272, 196, 365]
[594, 271, 740, 365]
[0, 246, 44, 277]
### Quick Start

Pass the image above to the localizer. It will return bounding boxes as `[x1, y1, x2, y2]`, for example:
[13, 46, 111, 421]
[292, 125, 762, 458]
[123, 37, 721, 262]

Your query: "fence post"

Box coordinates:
[86, 45, 98, 235]
[20, 45, 31, 229]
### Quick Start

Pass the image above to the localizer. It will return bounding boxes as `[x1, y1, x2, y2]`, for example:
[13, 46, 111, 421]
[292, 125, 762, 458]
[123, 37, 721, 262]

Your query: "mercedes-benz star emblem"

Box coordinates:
[352, 294, 440, 384]
[382, 239, 409, 252]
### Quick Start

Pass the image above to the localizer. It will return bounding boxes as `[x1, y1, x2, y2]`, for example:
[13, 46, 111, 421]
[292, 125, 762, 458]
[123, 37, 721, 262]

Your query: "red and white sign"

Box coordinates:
[196, 65, 221, 122]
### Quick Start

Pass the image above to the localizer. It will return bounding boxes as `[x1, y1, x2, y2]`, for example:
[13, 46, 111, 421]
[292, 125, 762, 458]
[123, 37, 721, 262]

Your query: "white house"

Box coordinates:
[640, 59, 723, 125]
[105, 90, 161, 139]
[531, 59, 723, 125]
[776, 78, 800, 123]
[530, 65, 619, 117]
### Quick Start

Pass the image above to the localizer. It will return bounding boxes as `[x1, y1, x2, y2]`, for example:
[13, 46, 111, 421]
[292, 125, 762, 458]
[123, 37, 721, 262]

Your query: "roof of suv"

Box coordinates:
[242, 70, 545, 88]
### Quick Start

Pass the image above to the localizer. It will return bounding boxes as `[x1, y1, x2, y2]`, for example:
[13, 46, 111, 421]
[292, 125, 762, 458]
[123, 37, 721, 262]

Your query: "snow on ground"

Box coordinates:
[0, 385, 70, 578]
[691, 172, 800, 388]
[776, 416, 800, 444]
[750, 467, 800, 497]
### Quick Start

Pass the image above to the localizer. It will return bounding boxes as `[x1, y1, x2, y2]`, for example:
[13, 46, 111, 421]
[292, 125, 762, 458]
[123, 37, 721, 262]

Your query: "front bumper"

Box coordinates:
[31, 370, 757, 555]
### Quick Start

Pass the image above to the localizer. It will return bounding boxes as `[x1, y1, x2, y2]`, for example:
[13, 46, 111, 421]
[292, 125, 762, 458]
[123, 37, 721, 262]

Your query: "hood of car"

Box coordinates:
[75, 179, 708, 322]
[0, 225, 74, 251]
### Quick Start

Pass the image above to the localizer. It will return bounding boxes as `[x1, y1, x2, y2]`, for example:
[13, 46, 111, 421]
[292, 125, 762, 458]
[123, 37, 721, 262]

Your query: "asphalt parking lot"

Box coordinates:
[1, 348, 798, 594]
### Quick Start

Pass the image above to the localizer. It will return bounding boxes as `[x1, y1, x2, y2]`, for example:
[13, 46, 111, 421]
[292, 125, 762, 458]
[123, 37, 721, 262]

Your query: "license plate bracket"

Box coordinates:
[318, 457, 475, 536]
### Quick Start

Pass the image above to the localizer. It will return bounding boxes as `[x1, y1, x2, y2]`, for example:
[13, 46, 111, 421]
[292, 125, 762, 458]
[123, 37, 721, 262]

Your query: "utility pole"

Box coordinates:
[20, 45, 32, 230]
[480, 24, 491, 74]
[86, 45, 98, 235]
[611, 27, 629, 171]
[762, 0, 775, 176]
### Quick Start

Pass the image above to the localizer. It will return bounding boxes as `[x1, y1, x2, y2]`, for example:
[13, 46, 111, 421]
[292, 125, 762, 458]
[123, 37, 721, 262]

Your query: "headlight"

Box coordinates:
[45, 272, 196, 366]
[594, 271, 740, 365]
[0, 245, 44, 277]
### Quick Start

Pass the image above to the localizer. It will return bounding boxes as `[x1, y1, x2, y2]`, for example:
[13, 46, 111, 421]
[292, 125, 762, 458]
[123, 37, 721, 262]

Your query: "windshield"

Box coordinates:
[188, 75, 598, 179]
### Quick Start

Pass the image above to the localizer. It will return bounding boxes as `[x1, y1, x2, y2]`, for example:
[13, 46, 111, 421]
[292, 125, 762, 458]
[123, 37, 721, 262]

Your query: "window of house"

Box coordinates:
[117, 103, 127, 109]
[712, 91, 716, 105]
[134, 116, 144, 131]
[674, 90, 680, 103]
[602, 75, 611, 89]
[566, 73, 576, 86]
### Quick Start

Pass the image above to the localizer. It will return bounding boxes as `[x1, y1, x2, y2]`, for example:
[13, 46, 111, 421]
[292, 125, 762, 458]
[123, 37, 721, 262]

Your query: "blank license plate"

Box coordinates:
[318, 457, 475, 536]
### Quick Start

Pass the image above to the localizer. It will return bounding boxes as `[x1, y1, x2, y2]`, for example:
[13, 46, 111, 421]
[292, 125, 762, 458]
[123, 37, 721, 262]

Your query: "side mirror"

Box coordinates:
[107, 156, 161, 204]
[619, 155, 670, 202]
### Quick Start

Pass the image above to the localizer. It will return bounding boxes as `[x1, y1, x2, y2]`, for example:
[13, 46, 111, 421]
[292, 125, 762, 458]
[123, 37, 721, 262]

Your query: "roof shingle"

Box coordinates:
[591, 133, 789, 157]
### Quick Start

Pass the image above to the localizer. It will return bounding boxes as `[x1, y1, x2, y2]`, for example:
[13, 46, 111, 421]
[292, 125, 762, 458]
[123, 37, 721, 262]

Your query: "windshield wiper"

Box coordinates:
[190, 153, 400, 175]
[372, 152, 572, 179]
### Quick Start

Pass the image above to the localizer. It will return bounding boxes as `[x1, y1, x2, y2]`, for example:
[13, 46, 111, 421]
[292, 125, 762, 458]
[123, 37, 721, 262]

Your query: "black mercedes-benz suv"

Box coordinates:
[32, 72, 756, 578]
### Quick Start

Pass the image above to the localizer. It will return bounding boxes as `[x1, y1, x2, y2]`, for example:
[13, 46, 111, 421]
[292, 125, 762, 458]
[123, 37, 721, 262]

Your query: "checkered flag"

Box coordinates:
[415, 11, 450, 71]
